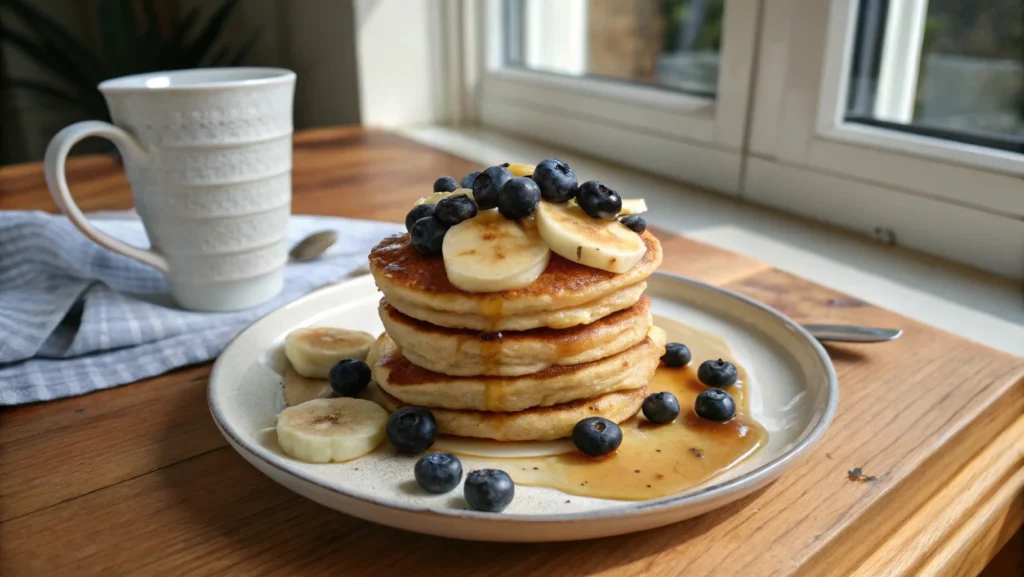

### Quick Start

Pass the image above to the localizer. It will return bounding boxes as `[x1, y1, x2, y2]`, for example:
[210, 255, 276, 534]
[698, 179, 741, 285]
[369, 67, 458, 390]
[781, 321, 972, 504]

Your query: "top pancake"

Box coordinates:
[368, 230, 662, 318]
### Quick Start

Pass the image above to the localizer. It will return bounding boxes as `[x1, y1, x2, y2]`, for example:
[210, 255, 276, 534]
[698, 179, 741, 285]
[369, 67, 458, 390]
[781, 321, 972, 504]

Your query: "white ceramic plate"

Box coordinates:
[209, 271, 837, 541]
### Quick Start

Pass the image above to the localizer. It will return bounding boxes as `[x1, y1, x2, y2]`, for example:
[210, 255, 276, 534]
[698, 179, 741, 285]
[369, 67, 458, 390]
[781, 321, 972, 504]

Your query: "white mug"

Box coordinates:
[44, 68, 296, 311]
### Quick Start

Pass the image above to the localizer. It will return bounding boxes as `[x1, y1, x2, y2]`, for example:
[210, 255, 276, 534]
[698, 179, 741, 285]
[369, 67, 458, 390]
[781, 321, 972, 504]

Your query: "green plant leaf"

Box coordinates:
[0, 24, 96, 96]
[1, 77, 79, 106]
[98, 0, 139, 75]
[0, 0, 107, 81]
[224, 32, 260, 67]
[184, 0, 240, 66]
[157, 6, 200, 69]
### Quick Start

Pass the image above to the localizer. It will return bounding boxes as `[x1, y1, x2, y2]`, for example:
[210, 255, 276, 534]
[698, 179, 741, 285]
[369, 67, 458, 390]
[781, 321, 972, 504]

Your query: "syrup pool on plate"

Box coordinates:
[435, 315, 769, 500]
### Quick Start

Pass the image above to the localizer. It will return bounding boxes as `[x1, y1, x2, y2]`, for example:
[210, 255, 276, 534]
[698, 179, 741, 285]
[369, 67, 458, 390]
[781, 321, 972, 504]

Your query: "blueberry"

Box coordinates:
[571, 417, 623, 456]
[642, 392, 680, 424]
[463, 469, 515, 512]
[620, 215, 647, 234]
[433, 176, 458, 192]
[694, 388, 736, 421]
[471, 166, 513, 210]
[661, 342, 692, 367]
[497, 177, 541, 220]
[409, 216, 448, 256]
[531, 158, 578, 202]
[328, 359, 371, 397]
[576, 181, 622, 220]
[460, 171, 481, 189]
[414, 453, 463, 493]
[697, 358, 738, 388]
[405, 204, 435, 232]
[434, 195, 478, 226]
[386, 407, 437, 453]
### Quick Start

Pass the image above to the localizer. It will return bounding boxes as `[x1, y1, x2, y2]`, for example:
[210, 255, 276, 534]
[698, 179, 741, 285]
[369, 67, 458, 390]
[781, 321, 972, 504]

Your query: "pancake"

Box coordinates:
[368, 230, 662, 322]
[367, 382, 648, 441]
[372, 327, 666, 412]
[385, 282, 647, 332]
[379, 297, 653, 376]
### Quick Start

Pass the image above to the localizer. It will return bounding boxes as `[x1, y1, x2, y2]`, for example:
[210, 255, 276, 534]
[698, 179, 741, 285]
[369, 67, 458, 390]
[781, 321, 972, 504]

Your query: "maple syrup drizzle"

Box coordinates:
[450, 316, 769, 500]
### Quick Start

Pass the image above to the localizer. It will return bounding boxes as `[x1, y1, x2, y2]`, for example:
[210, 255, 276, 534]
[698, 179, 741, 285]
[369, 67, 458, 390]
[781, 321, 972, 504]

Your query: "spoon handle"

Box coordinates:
[802, 324, 903, 343]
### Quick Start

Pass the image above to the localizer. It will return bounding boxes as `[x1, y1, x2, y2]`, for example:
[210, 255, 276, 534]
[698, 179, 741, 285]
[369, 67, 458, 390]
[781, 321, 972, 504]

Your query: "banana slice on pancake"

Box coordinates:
[442, 210, 551, 292]
[535, 200, 646, 274]
[618, 198, 648, 216]
[284, 327, 375, 378]
[415, 189, 474, 206]
[276, 398, 388, 463]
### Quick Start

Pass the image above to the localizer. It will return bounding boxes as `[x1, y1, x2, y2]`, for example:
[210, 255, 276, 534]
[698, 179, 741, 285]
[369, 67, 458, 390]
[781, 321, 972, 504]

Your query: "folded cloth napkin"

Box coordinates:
[0, 211, 402, 405]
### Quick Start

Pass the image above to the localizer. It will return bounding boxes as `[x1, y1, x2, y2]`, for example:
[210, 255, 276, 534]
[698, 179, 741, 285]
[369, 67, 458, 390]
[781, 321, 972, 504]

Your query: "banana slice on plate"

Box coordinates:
[415, 189, 474, 206]
[276, 398, 388, 463]
[442, 210, 551, 292]
[284, 327, 375, 379]
[282, 366, 332, 406]
[619, 198, 648, 216]
[535, 200, 646, 274]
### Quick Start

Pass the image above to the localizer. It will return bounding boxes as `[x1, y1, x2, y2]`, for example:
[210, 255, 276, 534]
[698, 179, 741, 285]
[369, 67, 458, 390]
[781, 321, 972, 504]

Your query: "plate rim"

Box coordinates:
[209, 270, 839, 522]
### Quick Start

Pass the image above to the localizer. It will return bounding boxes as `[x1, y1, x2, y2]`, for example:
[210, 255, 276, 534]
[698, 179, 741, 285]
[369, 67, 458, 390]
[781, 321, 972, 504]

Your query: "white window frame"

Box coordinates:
[470, 0, 760, 195]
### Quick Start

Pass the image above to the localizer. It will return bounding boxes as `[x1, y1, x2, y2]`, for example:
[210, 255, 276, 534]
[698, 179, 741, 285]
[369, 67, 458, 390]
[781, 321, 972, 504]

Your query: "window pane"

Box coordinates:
[845, 0, 1023, 153]
[504, 0, 724, 97]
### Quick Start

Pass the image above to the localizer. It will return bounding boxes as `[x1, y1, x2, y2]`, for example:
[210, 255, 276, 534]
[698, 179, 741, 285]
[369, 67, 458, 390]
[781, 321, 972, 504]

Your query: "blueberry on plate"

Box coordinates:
[405, 204, 435, 232]
[464, 469, 515, 512]
[328, 359, 371, 397]
[620, 215, 647, 234]
[460, 171, 481, 189]
[434, 195, 478, 226]
[433, 176, 459, 192]
[642, 392, 680, 424]
[497, 177, 542, 220]
[471, 166, 513, 210]
[414, 453, 463, 493]
[531, 158, 578, 202]
[576, 181, 622, 220]
[697, 358, 738, 388]
[661, 342, 692, 367]
[694, 388, 736, 422]
[386, 407, 438, 454]
[572, 417, 623, 456]
[409, 216, 448, 256]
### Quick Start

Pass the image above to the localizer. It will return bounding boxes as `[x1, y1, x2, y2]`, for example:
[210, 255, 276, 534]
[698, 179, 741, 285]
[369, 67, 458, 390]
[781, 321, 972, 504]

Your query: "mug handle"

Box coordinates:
[44, 121, 169, 273]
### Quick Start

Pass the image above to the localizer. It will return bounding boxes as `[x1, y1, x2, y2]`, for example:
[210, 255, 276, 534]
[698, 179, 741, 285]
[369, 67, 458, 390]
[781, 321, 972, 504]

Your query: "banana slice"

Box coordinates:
[282, 366, 332, 406]
[507, 163, 535, 177]
[619, 198, 648, 215]
[535, 200, 646, 274]
[442, 210, 551, 292]
[276, 398, 388, 463]
[284, 327, 375, 379]
[414, 189, 474, 206]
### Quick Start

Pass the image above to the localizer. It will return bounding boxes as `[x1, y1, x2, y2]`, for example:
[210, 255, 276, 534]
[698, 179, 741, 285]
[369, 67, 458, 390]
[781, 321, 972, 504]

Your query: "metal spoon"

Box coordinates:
[802, 324, 902, 343]
[289, 230, 338, 262]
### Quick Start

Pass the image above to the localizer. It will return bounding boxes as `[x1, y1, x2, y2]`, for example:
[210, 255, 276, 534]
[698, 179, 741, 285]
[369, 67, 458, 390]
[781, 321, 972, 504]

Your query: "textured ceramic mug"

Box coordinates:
[44, 68, 296, 311]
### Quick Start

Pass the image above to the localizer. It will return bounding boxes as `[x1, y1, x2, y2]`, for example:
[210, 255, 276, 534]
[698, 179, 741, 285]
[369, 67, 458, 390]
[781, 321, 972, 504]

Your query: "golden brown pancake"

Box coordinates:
[367, 382, 648, 441]
[372, 327, 665, 412]
[379, 297, 653, 376]
[368, 231, 662, 325]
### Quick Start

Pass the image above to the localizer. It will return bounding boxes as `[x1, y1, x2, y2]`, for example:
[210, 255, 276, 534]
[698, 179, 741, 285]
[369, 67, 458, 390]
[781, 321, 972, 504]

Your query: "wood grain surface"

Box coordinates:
[1, 127, 1021, 577]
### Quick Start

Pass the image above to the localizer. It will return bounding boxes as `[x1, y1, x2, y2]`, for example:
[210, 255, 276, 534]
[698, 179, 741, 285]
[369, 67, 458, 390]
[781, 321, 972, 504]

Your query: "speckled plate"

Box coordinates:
[209, 272, 837, 541]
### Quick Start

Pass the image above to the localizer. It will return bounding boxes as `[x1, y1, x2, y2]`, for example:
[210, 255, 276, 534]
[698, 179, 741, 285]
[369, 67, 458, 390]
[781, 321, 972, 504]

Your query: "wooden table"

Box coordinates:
[1, 127, 1021, 577]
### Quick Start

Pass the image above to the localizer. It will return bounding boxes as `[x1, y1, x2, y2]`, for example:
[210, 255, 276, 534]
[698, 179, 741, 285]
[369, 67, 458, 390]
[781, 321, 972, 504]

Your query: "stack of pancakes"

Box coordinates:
[367, 231, 665, 441]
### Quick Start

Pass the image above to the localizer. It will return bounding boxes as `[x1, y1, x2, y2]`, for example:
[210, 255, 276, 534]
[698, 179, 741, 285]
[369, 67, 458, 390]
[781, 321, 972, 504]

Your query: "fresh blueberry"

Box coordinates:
[572, 417, 623, 456]
[405, 204, 435, 232]
[434, 195, 478, 226]
[497, 177, 542, 220]
[661, 343, 692, 367]
[531, 158, 578, 202]
[409, 216, 448, 256]
[414, 453, 463, 493]
[463, 469, 515, 512]
[697, 358, 738, 388]
[433, 176, 459, 192]
[642, 392, 680, 424]
[694, 388, 736, 421]
[620, 215, 647, 234]
[576, 181, 622, 220]
[460, 171, 481, 189]
[386, 407, 437, 453]
[471, 166, 513, 210]
[328, 359, 371, 397]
